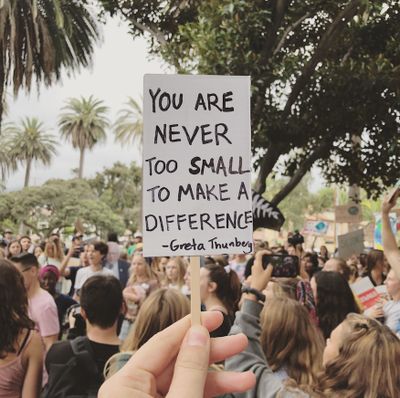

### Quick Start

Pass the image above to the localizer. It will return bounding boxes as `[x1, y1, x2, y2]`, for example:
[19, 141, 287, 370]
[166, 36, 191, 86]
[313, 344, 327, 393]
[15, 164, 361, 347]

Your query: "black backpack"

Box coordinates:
[43, 337, 101, 398]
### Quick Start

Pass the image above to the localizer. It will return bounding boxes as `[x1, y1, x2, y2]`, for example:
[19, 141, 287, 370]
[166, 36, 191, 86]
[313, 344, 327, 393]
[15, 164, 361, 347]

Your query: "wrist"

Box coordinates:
[242, 286, 266, 302]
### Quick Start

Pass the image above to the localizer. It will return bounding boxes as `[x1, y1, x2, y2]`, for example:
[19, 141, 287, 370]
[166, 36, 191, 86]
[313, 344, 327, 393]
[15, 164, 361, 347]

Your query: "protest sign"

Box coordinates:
[374, 213, 397, 250]
[252, 190, 285, 231]
[302, 220, 329, 236]
[350, 277, 380, 310]
[142, 74, 253, 257]
[335, 204, 362, 223]
[337, 229, 364, 259]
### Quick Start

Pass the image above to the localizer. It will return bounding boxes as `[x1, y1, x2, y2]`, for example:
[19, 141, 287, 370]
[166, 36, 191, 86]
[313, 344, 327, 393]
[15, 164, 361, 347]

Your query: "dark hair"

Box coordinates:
[203, 262, 241, 316]
[19, 235, 31, 242]
[80, 275, 123, 328]
[314, 271, 360, 339]
[107, 232, 119, 243]
[303, 252, 319, 277]
[0, 259, 34, 358]
[10, 252, 39, 270]
[93, 241, 109, 258]
[366, 249, 384, 273]
[6, 239, 22, 259]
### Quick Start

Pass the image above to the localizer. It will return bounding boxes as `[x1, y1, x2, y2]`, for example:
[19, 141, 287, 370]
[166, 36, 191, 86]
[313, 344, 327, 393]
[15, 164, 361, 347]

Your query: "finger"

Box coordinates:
[122, 312, 223, 377]
[167, 326, 210, 398]
[209, 333, 248, 364]
[204, 371, 256, 397]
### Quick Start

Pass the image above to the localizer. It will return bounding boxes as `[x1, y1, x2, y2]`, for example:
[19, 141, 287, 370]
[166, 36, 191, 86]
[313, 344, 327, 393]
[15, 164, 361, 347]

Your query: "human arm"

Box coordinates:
[122, 285, 142, 303]
[21, 331, 43, 398]
[382, 191, 400, 279]
[59, 244, 77, 277]
[98, 311, 255, 398]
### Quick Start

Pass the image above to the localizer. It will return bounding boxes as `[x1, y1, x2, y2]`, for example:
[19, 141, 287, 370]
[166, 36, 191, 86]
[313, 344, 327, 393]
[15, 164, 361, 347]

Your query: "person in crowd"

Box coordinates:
[99, 311, 255, 398]
[127, 232, 143, 257]
[302, 252, 319, 279]
[229, 253, 248, 282]
[107, 231, 119, 243]
[33, 243, 45, 259]
[319, 245, 329, 262]
[44, 275, 122, 397]
[3, 229, 13, 245]
[200, 260, 241, 337]
[225, 251, 400, 397]
[0, 259, 43, 398]
[73, 241, 113, 301]
[151, 256, 169, 275]
[105, 242, 130, 288]
[6, 239, 22, 259]
[363, 248, 386, 286]
[323, 257, 351, 281]
[162, 256, 187, 291]
[182, 265, 191, 297]
[39, 265, 77, 337]
[311, 271, 360, 339]
[104, 288, 190, 377]
[38, 236, 64, 269]
[120, 254, 160, 340]
[11, 253, 59, 352]
[19, 236, 32, 254]
[70, 233, 84, 258]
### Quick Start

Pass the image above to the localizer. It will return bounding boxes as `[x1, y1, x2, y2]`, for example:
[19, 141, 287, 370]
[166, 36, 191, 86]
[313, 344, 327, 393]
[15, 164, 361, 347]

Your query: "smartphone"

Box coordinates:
[262, 254, 299, 278]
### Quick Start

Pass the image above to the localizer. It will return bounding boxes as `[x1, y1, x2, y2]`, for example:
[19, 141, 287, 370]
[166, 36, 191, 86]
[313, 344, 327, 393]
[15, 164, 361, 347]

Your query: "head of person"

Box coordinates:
[44, 236, 64, 261]
[265, 277, 299, 300]
[4, 229, 13, 241]
[80, 275, 123, 329]
[19, 235, 31, 252]
[122, 288, 190, 352]
[80, 243, 92, 267]
[89, 241, 109, 267]
[11, 253, 40, 291]
[199, 261, 241, 316]
[72, 233, 83, 246]
[311, 271, 359, 339]
[165, 257, 187, 286]
[33, 244, 44, 258]
[133, 232, 143, 243]
[366, 249, 384, 273]
[107, 231, 119, 243]
[107, 242, 121, 264]
[39, 265, 60, 295]
[384, 269, 400, 301]
[287, 244, 296, 256]
[158, 256, 170, 273]
[0, 259, 34, 359]
[320, 313, 400, 397]
[303, 252, 319, 277]
[7, 239, 22, 259]
[260, 297, 324, 386]
[129, 254, 154, 283]
[323, 257, 351, 281]
[320, 245, 328, 257]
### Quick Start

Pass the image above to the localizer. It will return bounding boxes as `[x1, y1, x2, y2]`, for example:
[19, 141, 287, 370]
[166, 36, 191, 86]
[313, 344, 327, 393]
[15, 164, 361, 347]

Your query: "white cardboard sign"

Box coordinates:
[142, 74, 253, 256]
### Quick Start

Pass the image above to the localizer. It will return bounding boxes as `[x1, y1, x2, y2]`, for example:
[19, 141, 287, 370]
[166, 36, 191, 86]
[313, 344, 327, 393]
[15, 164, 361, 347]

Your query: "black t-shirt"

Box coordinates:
[55, 294, 77, 325]
[210, 311, 234, 338]
[46, 338, 119, 387]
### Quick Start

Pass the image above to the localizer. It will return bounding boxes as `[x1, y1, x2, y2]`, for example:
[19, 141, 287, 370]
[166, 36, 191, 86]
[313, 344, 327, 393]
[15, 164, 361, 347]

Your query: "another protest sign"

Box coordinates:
[335, 204, 362, 223]
[337, 229, 364, 259]
[302, 220, 329, 236]
[142, 74, 253, 257]
[350, 277, 380, 310]
[374, 213, 397, 250]
[252, 190, 285, 231]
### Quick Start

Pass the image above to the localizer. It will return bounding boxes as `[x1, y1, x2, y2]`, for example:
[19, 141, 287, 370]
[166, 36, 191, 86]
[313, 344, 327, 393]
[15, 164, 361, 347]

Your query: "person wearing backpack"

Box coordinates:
[43, 275, 123, 397]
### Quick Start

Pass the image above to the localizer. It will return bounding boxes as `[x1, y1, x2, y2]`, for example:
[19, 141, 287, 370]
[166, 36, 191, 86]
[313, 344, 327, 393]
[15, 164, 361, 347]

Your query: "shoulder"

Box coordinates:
[118, 259, 130, 269]
[24, 330, 44, 359]
[46, 340, 73, 367]
[102, 267, 114, 276]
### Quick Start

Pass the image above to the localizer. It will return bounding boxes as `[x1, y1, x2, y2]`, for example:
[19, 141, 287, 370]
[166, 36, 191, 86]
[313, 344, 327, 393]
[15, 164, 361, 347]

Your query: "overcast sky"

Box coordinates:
[5, 16, 166, 191]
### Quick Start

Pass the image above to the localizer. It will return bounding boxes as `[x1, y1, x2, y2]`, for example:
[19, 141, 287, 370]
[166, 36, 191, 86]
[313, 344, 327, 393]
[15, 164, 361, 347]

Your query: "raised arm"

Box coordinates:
[382, 191, 400, 279]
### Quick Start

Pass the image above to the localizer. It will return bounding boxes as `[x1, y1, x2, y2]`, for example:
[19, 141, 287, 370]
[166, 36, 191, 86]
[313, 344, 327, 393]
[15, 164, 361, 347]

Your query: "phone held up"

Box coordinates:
[262, 254, 300, 278]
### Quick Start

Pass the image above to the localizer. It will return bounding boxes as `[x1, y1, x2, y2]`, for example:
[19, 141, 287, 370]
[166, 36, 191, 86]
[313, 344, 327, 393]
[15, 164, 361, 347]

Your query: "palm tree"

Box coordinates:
[0, 0, 100, 126]
[59, 96, 109, 179]
[5, 117, 58, 187]
[114, 97, 143, 150]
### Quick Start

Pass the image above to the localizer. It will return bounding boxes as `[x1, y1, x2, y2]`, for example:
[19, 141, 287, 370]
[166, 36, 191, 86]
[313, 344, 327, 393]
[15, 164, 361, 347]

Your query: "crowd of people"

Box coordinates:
[1, 193, 400, 397]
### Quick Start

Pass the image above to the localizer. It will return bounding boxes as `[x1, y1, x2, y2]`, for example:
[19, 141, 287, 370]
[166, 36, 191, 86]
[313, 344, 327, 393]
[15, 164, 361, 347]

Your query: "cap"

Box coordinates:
[134, 231, 143, 238]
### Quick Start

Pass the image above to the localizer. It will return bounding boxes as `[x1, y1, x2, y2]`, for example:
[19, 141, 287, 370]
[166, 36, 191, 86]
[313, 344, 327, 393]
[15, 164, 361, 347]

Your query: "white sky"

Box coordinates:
[5, 16, 166, 191]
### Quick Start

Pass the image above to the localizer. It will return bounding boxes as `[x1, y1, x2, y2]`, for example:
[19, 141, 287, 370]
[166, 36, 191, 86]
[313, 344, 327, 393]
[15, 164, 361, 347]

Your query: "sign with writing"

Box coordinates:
[374, 213, 397, 250]
[338, 229, 364, 259]
[252, 191, 285, 231]
[302, 220, 329, 236]
[335, 204, 362, 223]
[350, 277, 380, 310]
[142, 74, 253, 256]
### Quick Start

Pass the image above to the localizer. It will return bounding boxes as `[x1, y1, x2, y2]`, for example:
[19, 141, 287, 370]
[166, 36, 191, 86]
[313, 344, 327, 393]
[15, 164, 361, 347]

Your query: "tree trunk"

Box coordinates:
[78, 147, 85, 179]
[271, 140, 331, 206]
[24, 159, 32, 187]
[254, 142, 285, 194]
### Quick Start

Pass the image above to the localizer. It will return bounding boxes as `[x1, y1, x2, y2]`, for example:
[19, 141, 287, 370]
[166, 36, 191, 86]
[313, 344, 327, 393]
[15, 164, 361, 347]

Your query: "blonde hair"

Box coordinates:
[163, 256, 187, 288]
[260, 298, 324, 387]
[44, 237, 64, 262]
[316, 313, 400, 397]
[270, 277, 300, 299]
[104, 289, 190, 378]
[127, 254, 157, 286]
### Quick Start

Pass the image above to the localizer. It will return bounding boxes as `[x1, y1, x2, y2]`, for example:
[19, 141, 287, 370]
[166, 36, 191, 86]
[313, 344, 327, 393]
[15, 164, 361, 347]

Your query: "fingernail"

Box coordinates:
[186, 326, 208, 347]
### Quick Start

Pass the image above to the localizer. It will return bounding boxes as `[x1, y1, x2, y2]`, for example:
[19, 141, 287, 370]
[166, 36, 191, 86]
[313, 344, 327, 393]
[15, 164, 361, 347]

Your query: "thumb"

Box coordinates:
[167, 325, 210, 398]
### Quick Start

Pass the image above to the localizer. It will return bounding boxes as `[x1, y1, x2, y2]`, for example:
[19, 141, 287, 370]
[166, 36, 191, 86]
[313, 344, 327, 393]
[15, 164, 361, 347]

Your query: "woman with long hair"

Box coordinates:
[6, 240, 22, 259]
[364, 248, 386, 286]
[119, 254, 159, 340]
[200, 260, 241, 337]
[311, 271, 360, 339]
[105, 288, 189, 378]
[162, 256, 187, 291]
[38, 236, 64, 268]
[0, 259, 43, 398]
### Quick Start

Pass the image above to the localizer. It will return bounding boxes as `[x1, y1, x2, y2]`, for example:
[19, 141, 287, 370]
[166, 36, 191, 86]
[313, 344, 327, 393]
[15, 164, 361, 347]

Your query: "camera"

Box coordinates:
[288, 230, 304, 246]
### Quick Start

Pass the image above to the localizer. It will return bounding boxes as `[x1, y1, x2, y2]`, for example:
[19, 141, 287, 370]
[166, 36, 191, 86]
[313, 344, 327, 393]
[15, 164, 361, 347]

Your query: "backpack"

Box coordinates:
[42, 337, 101, 398]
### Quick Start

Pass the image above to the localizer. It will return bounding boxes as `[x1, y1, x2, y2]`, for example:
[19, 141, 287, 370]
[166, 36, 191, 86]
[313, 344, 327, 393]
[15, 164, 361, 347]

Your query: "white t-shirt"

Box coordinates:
[74, 266, 114, 291]
[384, 300, 400, 332]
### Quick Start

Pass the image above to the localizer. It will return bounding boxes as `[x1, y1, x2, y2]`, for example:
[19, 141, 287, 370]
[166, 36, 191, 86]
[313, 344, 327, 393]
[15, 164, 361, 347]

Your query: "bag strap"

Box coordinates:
[70, 336, 99, 376]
